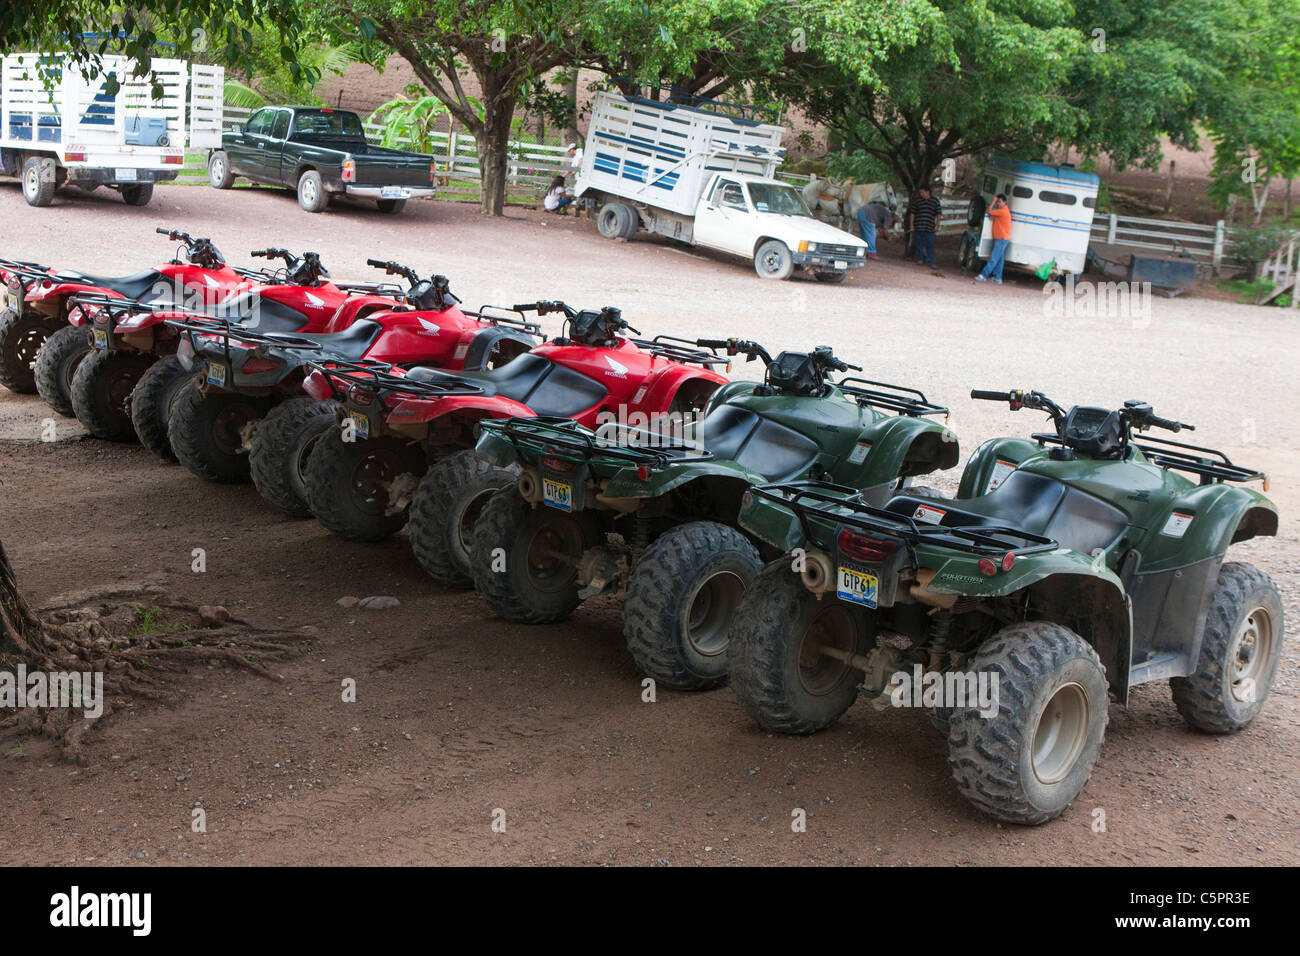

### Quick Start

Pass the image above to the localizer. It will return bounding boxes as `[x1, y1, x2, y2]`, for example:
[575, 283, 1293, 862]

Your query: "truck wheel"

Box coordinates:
[597, 202, 631, 239]
[728, 562, 873, 732]
[22, 156, 55, 207]
[409, 450, 518, 589]
[121, 183, 154, 206]
[129, 355, 192, 461]
[70, 349, 153, 442]
[620, 205, 640, 238]
[297, 170, 329, 213]
[813, 269, 847, 284]
[469, 487, 600, 624]
[948, 621, 1108, 825]
[624, 521, 761, 691]
[248, 396, 338, 517]
[167, 377, 272, 482]
[34, 324, 89, 417]
[376, 198, 406, 214]
[1171, 562, 1284, 734]
[208, 151, 236, 189]
[0, 309, 54, 393]
[958, 232, 981, 273]
[754, 240, 794, 280]
[303, 429, 426, 540]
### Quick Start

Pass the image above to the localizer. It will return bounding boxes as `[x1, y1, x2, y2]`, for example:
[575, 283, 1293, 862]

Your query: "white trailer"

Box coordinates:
[0, 53, 224, 207]
[575, 91, 867, 281]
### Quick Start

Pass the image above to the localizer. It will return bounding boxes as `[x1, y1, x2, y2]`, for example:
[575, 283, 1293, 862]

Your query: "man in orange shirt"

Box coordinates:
[975, 194, 1012, 283]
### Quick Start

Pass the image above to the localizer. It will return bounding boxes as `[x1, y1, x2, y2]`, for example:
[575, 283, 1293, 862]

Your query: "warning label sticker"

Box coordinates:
[1161, 511, 1194, 537]
[987, 459, 1016, 493]
[848, 441, 872, 465]
[913, 504, 946, 525]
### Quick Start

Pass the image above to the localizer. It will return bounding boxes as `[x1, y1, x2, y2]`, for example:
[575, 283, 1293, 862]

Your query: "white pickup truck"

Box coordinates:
[574, 91, 867, 282]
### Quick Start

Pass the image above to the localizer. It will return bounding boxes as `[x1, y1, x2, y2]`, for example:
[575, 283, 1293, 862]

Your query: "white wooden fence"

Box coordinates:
[1255, 235, 1300, 305]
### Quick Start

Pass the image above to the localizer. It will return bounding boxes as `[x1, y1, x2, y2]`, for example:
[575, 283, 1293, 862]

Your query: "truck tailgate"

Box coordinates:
[353, 150, 433, 188]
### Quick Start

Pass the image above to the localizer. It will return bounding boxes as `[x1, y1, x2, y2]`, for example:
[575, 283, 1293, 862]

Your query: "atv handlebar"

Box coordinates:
[697, 337, 773, 365]
[970, 389, 1013, 402]
[367, 258, 419, 284]
[157, 227, 194, 244]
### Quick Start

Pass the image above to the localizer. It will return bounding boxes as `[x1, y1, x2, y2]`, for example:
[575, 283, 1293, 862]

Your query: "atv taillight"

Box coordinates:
[342, 156, 356, 183]
[240, 357, 281, 374]
[348, 384, 376, 405]
[540, 452, 577, 474]
[177, 336, 195, 369]
[837, 530, 897, 564]
[1000, 551, 1016, 572]
[67, 306, 85, 325]
[303, 370, 333, 401]
[979, 552, 1016, 577]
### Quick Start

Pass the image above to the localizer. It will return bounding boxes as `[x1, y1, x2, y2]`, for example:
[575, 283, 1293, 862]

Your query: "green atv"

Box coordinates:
[727, 388, 1283, 824]
[467, 339, 959, 690]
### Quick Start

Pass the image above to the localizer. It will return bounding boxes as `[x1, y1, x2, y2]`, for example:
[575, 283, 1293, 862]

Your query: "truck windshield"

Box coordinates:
[291, 110, 365, 138]
[748, 184, 812, 217]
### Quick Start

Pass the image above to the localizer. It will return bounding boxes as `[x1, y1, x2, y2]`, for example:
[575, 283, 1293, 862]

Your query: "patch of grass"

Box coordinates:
[1217, 277, 1276, 303]
[131, 604, 164, 636]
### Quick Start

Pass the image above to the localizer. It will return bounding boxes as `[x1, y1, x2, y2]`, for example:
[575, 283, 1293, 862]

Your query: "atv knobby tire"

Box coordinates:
[947, 621, 1108, 825]
[624, 521, 761, 690]
[728, 561, 875, 732]
[408, 450, 518, 588]
[71, 348, 153, 441]
[168, 377, 273, 483]
[0, 309, 55, 393]
[469, 487, 600, 624]
[130, 356, 192, 461]
[34, 324, 90, 417]
[1171, 562, 1283, 734]
[303, 429, 426, 540]
[249, 396, 339, 517]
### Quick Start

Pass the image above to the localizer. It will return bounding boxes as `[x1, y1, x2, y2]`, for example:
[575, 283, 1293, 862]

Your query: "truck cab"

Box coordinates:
[575, 91, 867, 281]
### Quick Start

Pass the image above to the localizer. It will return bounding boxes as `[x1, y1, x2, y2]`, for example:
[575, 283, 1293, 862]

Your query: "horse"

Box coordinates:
[801, 174, 899, 230]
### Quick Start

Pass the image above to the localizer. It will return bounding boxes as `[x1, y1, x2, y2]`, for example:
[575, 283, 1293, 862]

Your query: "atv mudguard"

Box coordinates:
[840, 412, 959, 488]
[632, 359, 727, 415]
[1135, 481, 1278, 571]
[461, 326, 537, 371]
[956, 437, 1043, 498]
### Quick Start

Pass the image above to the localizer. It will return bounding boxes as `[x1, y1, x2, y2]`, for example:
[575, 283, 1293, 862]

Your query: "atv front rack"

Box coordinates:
[478, 416, 713, 469]
[1134, 435, 1266, 485]
[304, 360, 486, 402]
[837, 378, 949, 417]
[749, 480, 1058, 559]
[462, 305, 544, 339]
[630, 335, 732, 369]
[165, 318, 329, 369]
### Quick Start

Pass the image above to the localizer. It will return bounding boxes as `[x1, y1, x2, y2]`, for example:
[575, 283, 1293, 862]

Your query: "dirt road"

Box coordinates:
[1, 182, 1296, 865]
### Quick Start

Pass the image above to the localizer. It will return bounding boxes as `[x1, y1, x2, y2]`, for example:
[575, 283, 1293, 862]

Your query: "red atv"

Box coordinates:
[1, 229, 265, 412]
[69, 247, 403, 451]
[163, 259, 541, 510]
[300, 300, 730, 584]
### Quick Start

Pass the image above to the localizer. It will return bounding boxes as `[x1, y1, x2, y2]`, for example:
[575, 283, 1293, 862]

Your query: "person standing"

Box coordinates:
[908, 186, 942, 267]
[856, 202, 891, 259]
[975, 194, 1013, 283]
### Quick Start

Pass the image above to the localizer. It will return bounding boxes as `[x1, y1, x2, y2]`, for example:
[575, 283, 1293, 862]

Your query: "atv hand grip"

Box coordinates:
[512, 303, 540, 312]
[156, 227, 172, 236]
[250, 249, 271, 258]
[695, 338, 732, 349]
[1150, 415, 1190, 432]
[366, 258, 389, 270]
[971, 389, 1013, 402]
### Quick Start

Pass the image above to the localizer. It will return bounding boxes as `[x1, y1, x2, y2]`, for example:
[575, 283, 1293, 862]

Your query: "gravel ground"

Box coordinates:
[0, 180, 1296, 865]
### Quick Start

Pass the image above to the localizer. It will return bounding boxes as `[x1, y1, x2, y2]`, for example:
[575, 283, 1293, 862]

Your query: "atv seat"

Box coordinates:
[56, 269, 166, 300]
[885, 470, 1127, 555]
[696, 404, 819, 481]
[270, 321, 382, 360]
[199, 291, 312, 332]
[405, 352, 606, 416]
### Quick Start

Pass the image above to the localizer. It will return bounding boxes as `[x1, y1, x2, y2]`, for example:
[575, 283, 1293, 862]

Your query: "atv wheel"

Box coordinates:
[167, 377, 273, 482]
[129, 356, 192, 461]
[297, 170, 329, 213]
[303, 429, 426, 540]
[34, 324, 90, 417]
[728, 561, 874, 732]
[120, 183, 154, 206]
[408, 450, 517, 588]
[947, 621, 1108, 825]
[0, 309, 54, 393]
[208, 151, 235, 189]
[624, 521, 761, 691]
[70, 349, 153, 441]
[1171, 562, 1283, 734]
[469, 487, 600, 624]
[249, 396, 338, 517]
[754, 240, 794, 280]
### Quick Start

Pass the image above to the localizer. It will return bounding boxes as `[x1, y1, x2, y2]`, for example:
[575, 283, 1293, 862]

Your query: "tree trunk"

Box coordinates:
[475, 101, 516, 216]
[1, 537, 47, 661]
[563, 69, 581, 146]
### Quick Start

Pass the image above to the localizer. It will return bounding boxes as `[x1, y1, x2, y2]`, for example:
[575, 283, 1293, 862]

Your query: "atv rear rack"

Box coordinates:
[165, 318, 329, 369]
[631, 335, 732, 369]
[749, 480, 1058, 559]
[463, 305, 544, 339]
[304, 360, 486, 402]
[0, 258, 52, 284]
[836, 378, 949, 417]
[1134, 435, 1266, 485]
[478, 416, 714, 469]
[70, 292, 227, 327]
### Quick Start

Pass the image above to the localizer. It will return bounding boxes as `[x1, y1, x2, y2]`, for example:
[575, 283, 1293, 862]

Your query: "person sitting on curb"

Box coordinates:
[856, 202, 892, 260]
[544, 175, 575, 215]
[975, 194, 1013, 283]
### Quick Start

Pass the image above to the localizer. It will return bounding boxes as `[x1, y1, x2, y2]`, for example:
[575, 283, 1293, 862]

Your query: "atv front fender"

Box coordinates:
[602, 458, 759, 500]
[1136, 482, 1278, 572]
[846, 413, 959, 487]
[462, 326, 537, 371]
[956, 437, 1044, 498]
[631, 361, 729, 417]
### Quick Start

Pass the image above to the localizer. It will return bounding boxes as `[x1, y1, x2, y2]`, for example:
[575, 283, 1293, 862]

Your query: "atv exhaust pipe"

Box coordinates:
[800, 550, 835, 597]
[517, 467, 543, 504]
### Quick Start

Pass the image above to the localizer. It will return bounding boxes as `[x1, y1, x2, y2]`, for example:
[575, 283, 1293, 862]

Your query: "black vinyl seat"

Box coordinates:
[405, 353, 606, 416]
[885, 470, 1127, 555]
[201, 291, 311, 332]
[57, 269, 165, 300]
[276, 321, 382, 359]
[697, 404, 819, 480]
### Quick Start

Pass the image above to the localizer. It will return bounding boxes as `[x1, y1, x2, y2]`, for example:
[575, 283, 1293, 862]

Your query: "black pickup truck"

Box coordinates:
[207, 107, 436, 215]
